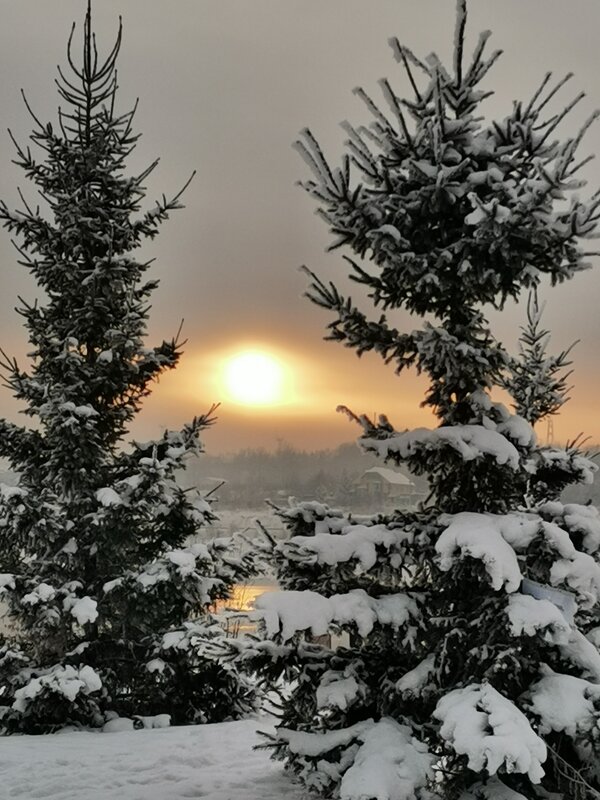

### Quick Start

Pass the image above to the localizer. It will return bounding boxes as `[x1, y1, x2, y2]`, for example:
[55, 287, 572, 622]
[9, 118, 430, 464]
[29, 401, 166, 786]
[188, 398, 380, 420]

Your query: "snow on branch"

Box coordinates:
[505, 594, 600, 678]
[434, 683, 546, 783]
[361, 424, 521, 469]
[12, 664, 102, 714]
[278, 718, 433, 800]
[436, 512, 523, 591]
[282, 523, 414, 572]
[506, 593, 571, 643]
[539, 501, 600, 554]
[396, 654, 436, 695]
[526, 666, 600, 740]
[253, 588, 420, 642]
[436, 511, 600, 604]
[339, 718, 433, 800]
[548, 543, 600, 608]
[316, 672, 362, 711]
[280, 719, 372, 758]
[535, 446, 597, 486]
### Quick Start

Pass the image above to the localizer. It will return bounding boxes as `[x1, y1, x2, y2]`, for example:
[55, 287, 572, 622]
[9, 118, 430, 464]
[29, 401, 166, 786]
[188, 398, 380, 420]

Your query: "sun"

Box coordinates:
[223, 350, 287, 406]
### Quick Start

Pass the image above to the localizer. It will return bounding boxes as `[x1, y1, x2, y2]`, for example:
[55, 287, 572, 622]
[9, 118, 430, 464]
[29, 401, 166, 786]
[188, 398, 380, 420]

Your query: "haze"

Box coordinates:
[0, 0, 598, 453]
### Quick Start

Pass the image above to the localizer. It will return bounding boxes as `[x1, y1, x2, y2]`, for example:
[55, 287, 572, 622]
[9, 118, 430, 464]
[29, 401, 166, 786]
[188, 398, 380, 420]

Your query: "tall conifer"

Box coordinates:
[243, 3, 600, 798]
[0, 4, 256, 733]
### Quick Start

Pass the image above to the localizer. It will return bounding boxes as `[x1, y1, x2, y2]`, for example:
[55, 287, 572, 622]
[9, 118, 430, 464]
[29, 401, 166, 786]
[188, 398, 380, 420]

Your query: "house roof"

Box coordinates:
[362, 467, 414, 486]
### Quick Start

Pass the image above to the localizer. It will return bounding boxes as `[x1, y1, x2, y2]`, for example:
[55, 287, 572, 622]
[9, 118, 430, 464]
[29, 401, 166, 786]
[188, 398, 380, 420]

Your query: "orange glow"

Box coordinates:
[137, 337, 600, 454]
[227, 583, 276, 612]
[222, 350, 286, 406]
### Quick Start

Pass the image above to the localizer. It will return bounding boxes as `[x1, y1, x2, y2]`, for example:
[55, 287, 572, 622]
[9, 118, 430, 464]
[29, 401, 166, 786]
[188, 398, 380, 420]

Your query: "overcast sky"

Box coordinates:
[0, 1, 598, 453]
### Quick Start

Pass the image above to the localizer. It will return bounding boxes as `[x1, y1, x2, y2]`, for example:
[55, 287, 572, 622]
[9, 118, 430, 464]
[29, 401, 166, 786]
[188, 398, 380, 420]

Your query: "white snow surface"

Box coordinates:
[2, 717, 307, 800]
[550, 549, 600, 607]
[439, 512, 540, 551]
[527, 667, 600, 738]
[280, 719, 371, 757]
[434, 684, 546, 783]
[436, 510, 600, 603]
[0, 572, 15, 594]
[134, 713, 172, 730]
[253, 588, 419, 641]
[586, 626, 600, 648]
[505, 594, 600, 676]
[340, 717, 433, 800]
[361, 424, 521, 468]
[279, 717, 433, 800]
[58, 402, 99, 418]
[558, 628, 600, 681]
[102, 716, 136, 733]
[396, 654, 436, 694]
[13, 664, 102, 713]
[22, 582, 56, 605]
[436, 513, 523, 592]
[95, 487, 123, 507]
[496, 415, 536, 448]
[506, 594, 570, 643]
[539, 501, 600, 554]
[316, 672, 361, 710]
[166, 548, 197, 575]
[0, 483, 27, 499]
[288, 523, 413, 571]
[562, 504, 600, 552]
[146, 658, 166, 674]
[520, 577, 577, 624]
[64, 595, 99, 625]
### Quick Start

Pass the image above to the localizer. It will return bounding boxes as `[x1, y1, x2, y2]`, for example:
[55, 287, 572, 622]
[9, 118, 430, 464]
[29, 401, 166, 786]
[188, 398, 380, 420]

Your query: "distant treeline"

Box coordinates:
[182, 442, 600, 511]
[182, 441, 429, 510]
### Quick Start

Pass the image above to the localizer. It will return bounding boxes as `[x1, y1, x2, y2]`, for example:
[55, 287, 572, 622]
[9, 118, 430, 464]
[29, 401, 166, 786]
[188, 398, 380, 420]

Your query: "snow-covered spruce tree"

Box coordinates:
[0, 5, 257, 733]
[504, 289, 576, 428]
[238, 4, 600, 798]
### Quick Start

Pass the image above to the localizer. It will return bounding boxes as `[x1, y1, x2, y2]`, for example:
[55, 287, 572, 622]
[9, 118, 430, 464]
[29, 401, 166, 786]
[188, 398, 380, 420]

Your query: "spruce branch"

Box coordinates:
[453, 0, 467, 86]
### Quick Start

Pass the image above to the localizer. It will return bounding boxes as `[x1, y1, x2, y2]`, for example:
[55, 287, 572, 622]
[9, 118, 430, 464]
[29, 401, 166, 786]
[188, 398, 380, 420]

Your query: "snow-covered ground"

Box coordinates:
[2, 716, 307, 800]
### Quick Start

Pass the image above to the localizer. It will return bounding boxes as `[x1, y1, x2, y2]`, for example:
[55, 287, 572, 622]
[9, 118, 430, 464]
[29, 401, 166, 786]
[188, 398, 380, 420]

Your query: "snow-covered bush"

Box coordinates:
[0, 7, 258, 732]
[1, 663, 104, 734]
[238, 2, 600, 798]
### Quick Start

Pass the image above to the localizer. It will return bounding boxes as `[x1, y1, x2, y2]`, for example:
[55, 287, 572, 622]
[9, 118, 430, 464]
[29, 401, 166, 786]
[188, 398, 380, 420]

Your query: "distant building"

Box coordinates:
[354, 466, 422, 509]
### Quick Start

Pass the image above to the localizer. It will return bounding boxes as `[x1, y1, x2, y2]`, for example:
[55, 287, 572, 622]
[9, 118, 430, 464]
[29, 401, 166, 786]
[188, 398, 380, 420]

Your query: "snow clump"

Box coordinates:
[434, 684, 546, 783]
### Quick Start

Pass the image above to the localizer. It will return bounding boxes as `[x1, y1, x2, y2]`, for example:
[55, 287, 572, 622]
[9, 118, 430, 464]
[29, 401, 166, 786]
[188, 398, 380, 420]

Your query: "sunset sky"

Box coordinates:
[0, 1, 598, 453]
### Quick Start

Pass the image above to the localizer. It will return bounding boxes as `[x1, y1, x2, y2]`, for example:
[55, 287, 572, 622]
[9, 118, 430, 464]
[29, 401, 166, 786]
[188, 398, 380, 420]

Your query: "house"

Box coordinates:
[354, 466, 421, 509]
